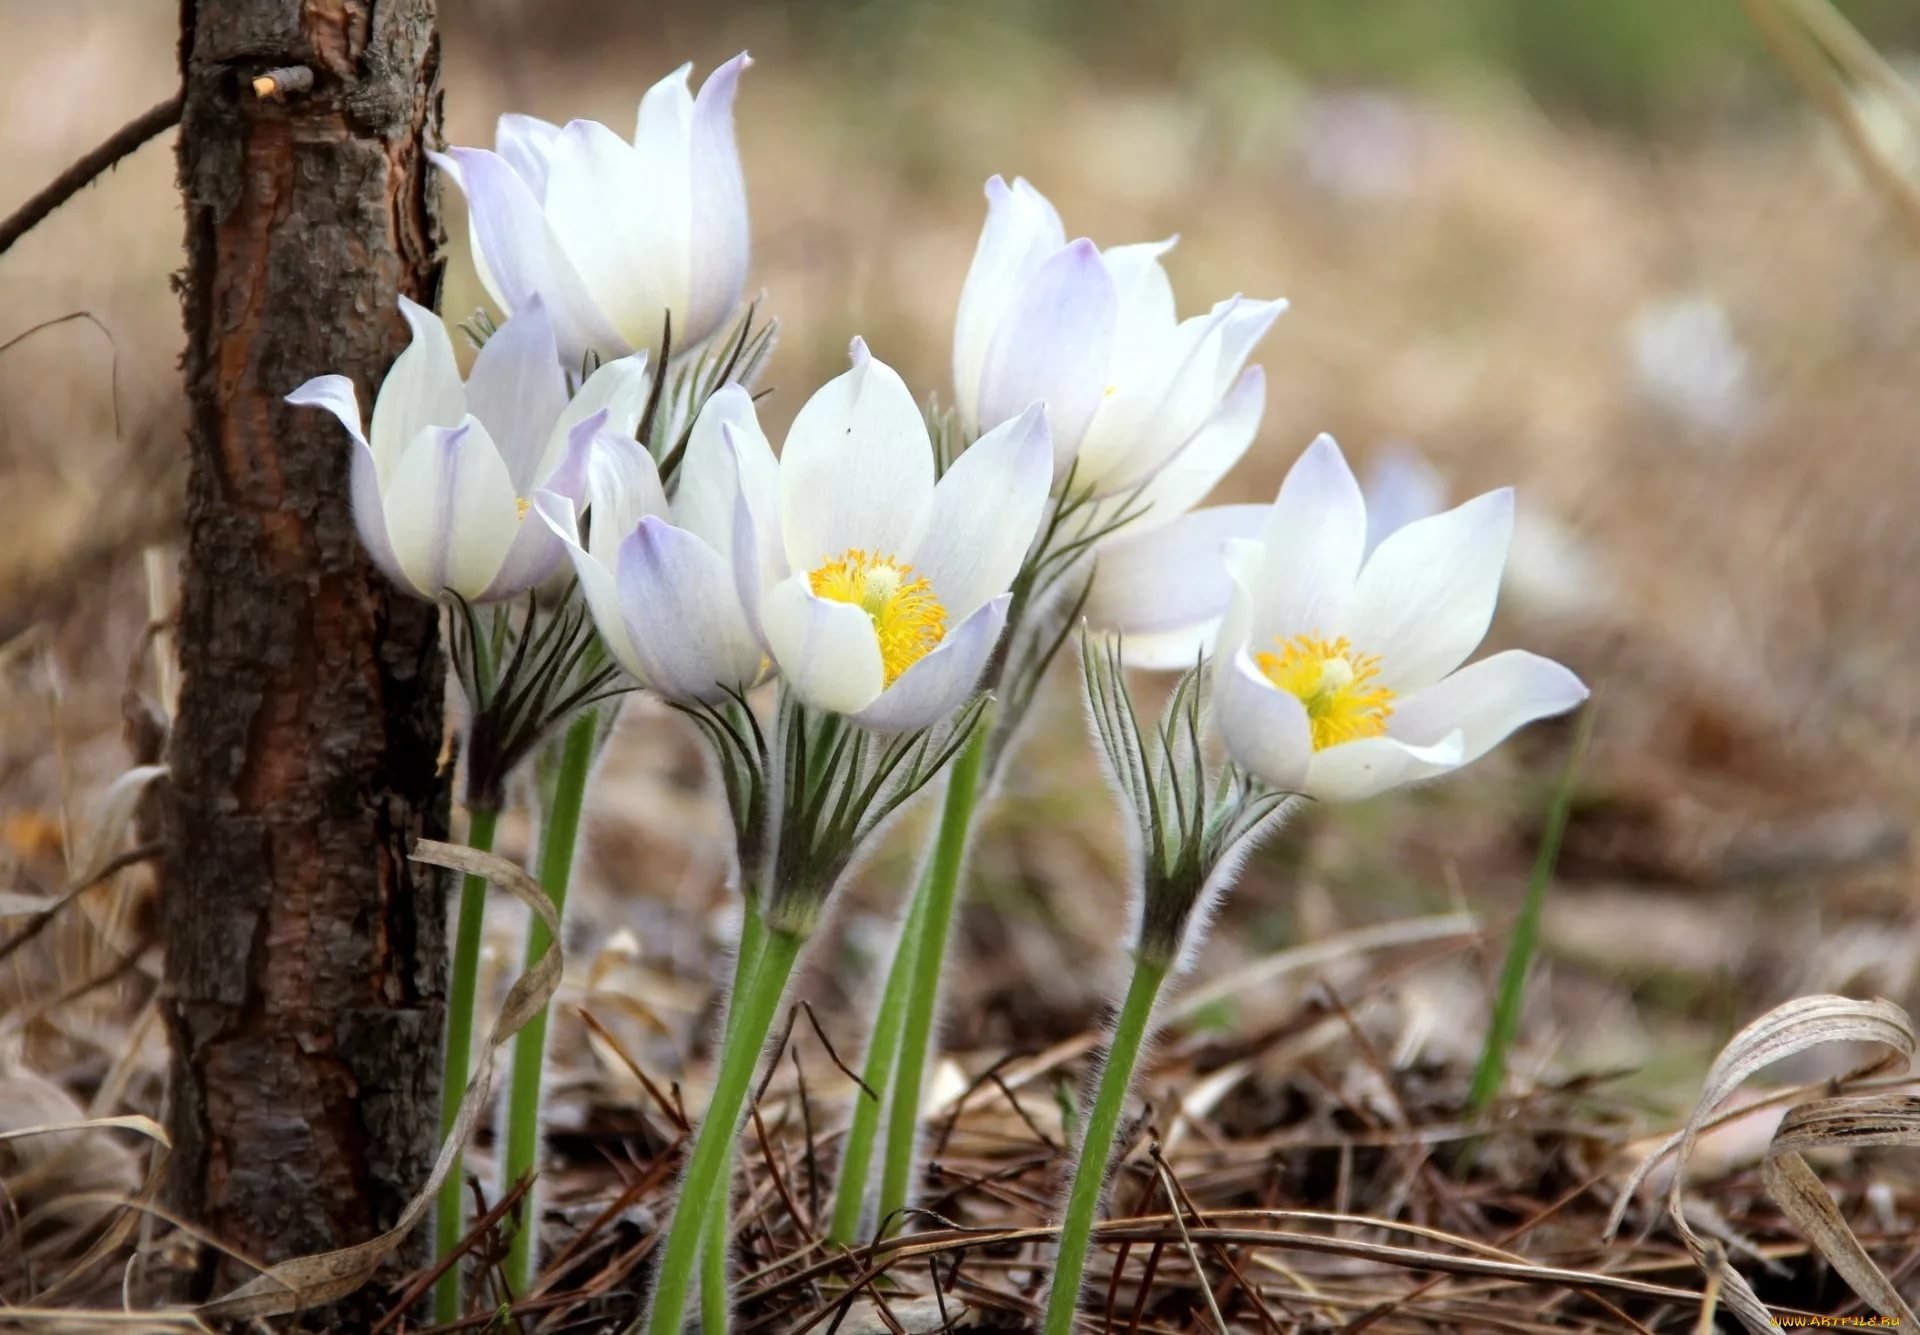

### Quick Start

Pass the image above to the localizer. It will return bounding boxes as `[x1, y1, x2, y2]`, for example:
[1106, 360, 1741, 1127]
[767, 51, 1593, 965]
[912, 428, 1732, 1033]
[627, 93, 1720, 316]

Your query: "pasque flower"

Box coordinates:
[433, 54, 751, 368]
[288, 296, 650, 603]
[1215, 435, 1588, 800]
[953, 175, 1284, 500]
[953, 176, 1284, 667]
[731, 339, 1053, 731]
[534, 386, 769, 705]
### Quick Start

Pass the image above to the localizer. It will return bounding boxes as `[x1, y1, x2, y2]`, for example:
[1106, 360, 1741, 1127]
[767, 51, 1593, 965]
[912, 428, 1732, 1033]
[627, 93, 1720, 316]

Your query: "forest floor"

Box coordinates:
[3, 3, 1919, 1330]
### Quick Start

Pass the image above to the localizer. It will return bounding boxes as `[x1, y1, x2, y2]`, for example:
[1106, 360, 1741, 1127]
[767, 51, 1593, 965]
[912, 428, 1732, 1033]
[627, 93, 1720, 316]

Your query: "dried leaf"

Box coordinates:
[0, 1112, 168, 1148]
[1606, 994, 1916, 1333]
[193, 840, 562, 1321]
[69, 765, 165, 887]
[1759, 1094, 1920, 1325]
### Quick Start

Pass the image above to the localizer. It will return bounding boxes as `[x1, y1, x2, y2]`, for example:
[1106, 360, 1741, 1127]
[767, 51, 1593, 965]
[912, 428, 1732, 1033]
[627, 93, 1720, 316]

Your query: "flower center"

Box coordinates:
[1254, 633, 1395, 751]
[808, 548, 946, 686]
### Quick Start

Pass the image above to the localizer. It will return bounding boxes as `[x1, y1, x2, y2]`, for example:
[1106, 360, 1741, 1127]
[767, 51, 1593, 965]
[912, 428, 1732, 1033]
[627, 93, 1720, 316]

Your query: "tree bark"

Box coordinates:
[165, 0, 448, 1303]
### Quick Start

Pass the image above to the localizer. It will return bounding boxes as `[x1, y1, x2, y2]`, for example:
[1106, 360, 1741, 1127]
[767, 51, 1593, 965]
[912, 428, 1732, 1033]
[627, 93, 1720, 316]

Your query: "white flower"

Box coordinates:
[1627, 295, 1754, 437]
[433, 54, 751, 369]
[732, 339, 1053, 731]
[287, 296, 650, 603]
[533, 387, 768, 705]
[1214, 435, 1588, 801]
[952, 175, 1285, 499]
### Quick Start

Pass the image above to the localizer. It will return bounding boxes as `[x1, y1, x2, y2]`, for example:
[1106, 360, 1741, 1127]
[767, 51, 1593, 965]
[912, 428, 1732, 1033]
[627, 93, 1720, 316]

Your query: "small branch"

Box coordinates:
[0, 95, 183, 258]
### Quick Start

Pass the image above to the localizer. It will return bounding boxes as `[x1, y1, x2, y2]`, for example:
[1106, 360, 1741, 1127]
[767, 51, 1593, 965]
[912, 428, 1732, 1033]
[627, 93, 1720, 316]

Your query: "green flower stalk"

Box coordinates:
[435, 802, 498, 1324]
[1043, 637, 1289, 1334]
[875, 711, 991, 1230]
[435, 592, 624, 1324]
[501, 707, 601, 1295]
[638, 689, 990, 1335]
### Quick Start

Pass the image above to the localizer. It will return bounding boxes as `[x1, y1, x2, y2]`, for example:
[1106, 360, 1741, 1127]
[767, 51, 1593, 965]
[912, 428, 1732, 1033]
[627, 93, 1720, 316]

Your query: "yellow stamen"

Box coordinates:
[808, 548, 946, 685]
[1254, 633, 1395, 751]
[515, 497, 533, 521]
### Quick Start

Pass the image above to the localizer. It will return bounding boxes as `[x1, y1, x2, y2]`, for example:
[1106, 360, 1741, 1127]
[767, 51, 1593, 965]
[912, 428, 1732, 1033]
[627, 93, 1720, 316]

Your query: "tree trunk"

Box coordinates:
[165, 0, 448, 1302]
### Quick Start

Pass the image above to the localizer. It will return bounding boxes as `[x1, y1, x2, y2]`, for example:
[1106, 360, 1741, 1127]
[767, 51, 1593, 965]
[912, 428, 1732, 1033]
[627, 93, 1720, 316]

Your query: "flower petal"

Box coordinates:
[534, 490, 642, 679]
[559, 350, 652, 447]
[906, 404, 1051, 620]
[349, 437, 414, 594]
[761, 574, 886, 716]
[477, 411, 595, 602]
[851, 595, 1009, 732]
[684, 53, 751, 347]
[1387, 650, 1587, 765]
[726, 420, 786, 648]
[286, 374, 368, 452]
[434, 146, 625, 365]
[383, 416, 519, 600]
[1216, 649, 1312, 792]
[1085, 502, 1267, 641]
[1303, 733, 1465, 802]
[1346, 487, 1513, 693]
[544, 119, 684, 356]
[778, 339, 935, 573]
[582, 424, 670, 574]
[675, 385, 771, 554]
[1247, 434, 1367, 641]
[464, 298, 567, 493]
[953, 175, 1066, 429]
[1124, 364, 1267, 532]
[1089, 296, 1285, 493]
[368, 297, 465, 468]
[496, 113, 562, 198]
[976, 238, 1117, 476]
[614, 517, 763, 703]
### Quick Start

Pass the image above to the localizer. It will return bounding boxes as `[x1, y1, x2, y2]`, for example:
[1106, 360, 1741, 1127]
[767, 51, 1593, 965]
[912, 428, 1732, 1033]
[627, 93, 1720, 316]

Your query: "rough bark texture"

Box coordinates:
[165, 0, 448, 1303]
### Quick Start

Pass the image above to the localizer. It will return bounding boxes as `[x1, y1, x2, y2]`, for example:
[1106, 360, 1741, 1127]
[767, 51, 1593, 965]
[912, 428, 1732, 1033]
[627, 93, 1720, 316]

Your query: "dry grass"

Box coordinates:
[4, 0, 1920, 1327]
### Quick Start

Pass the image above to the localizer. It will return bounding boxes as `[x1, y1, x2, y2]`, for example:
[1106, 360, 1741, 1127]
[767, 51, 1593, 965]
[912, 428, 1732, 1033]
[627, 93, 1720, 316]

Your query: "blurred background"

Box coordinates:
[6, 0, 1920, 1208]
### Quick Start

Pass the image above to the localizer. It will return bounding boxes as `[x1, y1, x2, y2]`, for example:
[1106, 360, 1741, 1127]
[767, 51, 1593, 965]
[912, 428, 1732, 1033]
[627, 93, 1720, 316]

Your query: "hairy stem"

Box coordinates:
[1042, 953, 1169, 1335]
[643, 927, 804, 1335]
[436, 803, 500, 1325]
[826, 864, 931, 1244]
[502, 710, 598, 1294]
[700, 896, 768, 1334]
[876, 712, 992, 1229]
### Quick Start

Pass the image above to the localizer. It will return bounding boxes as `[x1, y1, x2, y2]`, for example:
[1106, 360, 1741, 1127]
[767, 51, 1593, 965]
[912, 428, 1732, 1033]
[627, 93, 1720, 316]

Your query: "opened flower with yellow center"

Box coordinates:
[1214, 435, 1588, 801]
[288, 295, 651, 603]
[728, 338, 1053, 731]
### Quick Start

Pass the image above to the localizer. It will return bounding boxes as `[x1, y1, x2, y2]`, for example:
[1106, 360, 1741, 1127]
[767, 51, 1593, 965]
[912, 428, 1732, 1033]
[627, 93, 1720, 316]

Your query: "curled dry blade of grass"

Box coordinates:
[186, 840, 564, 1323]
[1606, 993, 1919, 1333]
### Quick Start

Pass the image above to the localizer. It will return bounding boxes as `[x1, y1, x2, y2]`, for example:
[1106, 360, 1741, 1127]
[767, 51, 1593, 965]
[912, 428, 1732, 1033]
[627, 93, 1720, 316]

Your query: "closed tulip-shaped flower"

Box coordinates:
[287, 296, 651, 603]
[1214, 435, 1588, 801]
[434, 54, 751, 369]
[535, 386, 769, 705]
[953, 175, 1284, 499]
[732, 339, 1052, 731]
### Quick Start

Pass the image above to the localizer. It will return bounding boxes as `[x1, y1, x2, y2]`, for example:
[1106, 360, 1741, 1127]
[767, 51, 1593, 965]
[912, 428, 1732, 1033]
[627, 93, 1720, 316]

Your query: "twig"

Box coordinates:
[0, 842, 165, 966]
[0, 96, 183, 257]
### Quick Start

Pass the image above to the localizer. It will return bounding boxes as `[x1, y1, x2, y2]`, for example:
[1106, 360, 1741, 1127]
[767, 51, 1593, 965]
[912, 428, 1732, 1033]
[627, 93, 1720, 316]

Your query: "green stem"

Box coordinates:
[1467, 706, 1592, 1117]
[876, 713, 991, 1231]
[1042, 953, 1169, 1335]
[700, 897, 767, 1335]
[644, 927, 804, 1335]
[826, 864, 931, 1245]
[502, 711, 598, 1295]
[436, 803, 501, 1326]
